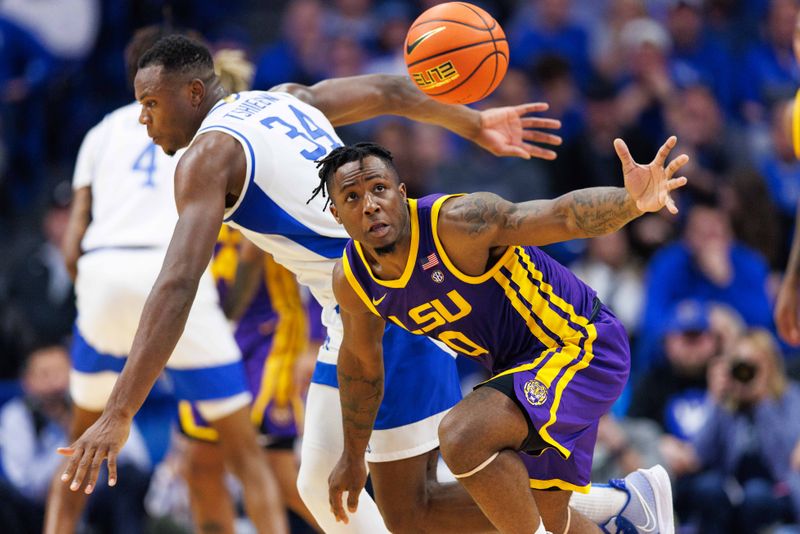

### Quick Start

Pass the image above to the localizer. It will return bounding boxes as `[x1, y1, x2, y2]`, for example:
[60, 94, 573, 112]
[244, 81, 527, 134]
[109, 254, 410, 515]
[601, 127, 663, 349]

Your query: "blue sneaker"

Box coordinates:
[602, 465, 675, 534]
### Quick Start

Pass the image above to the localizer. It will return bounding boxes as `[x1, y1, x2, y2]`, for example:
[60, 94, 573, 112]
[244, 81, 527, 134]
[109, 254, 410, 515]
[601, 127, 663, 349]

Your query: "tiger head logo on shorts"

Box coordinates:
[524, 379, 548, 406]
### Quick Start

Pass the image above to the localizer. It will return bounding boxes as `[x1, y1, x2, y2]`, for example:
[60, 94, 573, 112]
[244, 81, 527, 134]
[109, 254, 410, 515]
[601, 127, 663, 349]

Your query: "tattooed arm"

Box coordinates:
[439, 136, 689, 250]
[328, 260, 386, 524]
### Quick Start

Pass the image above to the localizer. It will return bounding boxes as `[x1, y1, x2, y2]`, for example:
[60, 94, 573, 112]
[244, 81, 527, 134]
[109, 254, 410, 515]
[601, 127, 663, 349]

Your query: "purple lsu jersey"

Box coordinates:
[343, 194, 631, 491]
[343, 194, 600, 375]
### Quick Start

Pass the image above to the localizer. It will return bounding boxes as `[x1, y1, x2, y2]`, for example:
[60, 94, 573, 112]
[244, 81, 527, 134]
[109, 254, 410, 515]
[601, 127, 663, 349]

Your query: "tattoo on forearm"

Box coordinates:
[338, 369, 383, 436]
[566, 187, 640, 236]
[458, 193, 525, 235]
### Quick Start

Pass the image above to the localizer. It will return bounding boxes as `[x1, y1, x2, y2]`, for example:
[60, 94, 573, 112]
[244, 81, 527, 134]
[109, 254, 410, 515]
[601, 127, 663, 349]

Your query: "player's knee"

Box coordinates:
[437, 410, 480, 468]
[181, 444, 225, 489]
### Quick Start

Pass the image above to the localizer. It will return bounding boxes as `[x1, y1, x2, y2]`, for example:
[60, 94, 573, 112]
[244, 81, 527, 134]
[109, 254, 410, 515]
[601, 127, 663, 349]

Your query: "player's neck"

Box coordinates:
[363, 219, 413, 280]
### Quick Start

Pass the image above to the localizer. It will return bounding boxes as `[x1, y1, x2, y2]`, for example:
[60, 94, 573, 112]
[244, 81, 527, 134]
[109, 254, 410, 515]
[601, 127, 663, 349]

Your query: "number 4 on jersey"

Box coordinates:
[132, 142, 158, 188]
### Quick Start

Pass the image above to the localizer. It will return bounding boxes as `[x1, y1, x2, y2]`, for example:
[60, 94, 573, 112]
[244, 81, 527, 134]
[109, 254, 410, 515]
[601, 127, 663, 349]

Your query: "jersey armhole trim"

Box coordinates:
[195, 125, 255, 222]
[342, 251, 382, 317]
[431, 194, 516, 284]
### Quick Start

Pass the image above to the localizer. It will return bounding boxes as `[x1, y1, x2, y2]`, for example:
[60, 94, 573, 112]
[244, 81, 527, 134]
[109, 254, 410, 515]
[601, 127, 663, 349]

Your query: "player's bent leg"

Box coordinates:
[438, 386, 543, 534]
[297, 382, 389, 533]
[368, 449, 494, 534]
[44, 405, 103, 534]
[205, 400, 288, 534]
[264, 446, 321, 532]
[531, 490, 602, 534]
[179, 436, 236, 534]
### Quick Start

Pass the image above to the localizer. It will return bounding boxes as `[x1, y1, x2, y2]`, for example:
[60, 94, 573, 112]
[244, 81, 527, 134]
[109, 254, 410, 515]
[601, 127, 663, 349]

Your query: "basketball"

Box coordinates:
[404, 2, 509, 104]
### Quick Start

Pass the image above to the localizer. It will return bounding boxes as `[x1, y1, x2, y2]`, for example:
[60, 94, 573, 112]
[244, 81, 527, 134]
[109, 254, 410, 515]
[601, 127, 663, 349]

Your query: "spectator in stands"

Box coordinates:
[665, 84, 734, 195]
[570, 229, 645, 336]
[552, 74, 654, 196]
[363, 2, 410, 76]
[637, 196, 772, 365]
[589, 0, 647, 81]
[252, 0, 326, 90]
[628, 300, 716, 458]
[530, 54, 584, 143]
[615, 17, 675, 150]
[5, 183, 75, 353]
[0, 15, 53, 210]
[740, 0, 799, 123]
[665, 0, 738, 116]
[508, 0, 592, 88]
[0, 345, 150, 534]
[684, 329, 800, 532]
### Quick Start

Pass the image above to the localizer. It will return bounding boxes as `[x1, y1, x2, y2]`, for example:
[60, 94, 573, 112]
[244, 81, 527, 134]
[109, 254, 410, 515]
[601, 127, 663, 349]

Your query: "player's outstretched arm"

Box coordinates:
[439, 136, 689, 248]
[776, 201, 800, 345]
[272, 74, 562, 160]
[327, 260, 386, 524]
[57, 133, 241, 494]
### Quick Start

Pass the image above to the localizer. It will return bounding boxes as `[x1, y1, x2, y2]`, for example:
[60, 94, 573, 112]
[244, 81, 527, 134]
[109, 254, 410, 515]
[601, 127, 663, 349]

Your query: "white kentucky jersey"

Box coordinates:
[195, 91, 349, 312]
[73, 102, 181, 251]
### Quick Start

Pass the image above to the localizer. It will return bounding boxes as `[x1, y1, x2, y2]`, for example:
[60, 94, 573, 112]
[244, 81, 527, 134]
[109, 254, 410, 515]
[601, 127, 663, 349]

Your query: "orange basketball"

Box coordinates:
[404, 2, 509, 104]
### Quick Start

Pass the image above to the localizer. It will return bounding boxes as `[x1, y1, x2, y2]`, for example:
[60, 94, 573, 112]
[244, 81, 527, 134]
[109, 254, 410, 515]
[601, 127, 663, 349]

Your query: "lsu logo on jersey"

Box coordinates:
[524, 380, 548, 406]
[387, 290, 488, 357]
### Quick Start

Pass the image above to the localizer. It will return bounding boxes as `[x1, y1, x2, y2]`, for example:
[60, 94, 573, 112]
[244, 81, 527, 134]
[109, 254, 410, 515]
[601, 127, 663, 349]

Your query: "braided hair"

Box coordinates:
[309, 142, 396, 210]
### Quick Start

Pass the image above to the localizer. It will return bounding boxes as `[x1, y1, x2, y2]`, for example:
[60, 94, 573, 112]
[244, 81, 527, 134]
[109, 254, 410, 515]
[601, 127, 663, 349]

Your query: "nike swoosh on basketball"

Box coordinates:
[372, 294, 387, 306]
[406, 26, 446, 55]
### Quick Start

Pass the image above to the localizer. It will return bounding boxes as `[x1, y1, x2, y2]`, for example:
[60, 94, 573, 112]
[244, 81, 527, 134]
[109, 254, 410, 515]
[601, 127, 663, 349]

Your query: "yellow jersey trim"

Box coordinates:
[529, 478, 591, 494]
[342, 252, 382, 317]
[178, 401, 219, 442]
[793, 89, 800, 159]
[353, 198, 420, 288]
[431, 194, 516, 284]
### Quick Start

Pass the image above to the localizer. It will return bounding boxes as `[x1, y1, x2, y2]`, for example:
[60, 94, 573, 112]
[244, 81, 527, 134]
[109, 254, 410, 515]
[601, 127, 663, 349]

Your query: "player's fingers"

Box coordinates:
[520, 117, 561, 130]
[526, 145, 557, 161]
[613, 138, 635, 171]
[70, 447, 96, 491]
[57, 446, 75, 457]
[84, 447, 107, 494]
[346, 487, 360, 513]
[517, 102, 549, 115]
[329, 486, 347, 523]
[665, 154, 690, 178]
[107, 450, 118, 487]
[665, 194, 678, 215]
[60, 445, 82, 484]
[652, 136, 677, 166]
[667, 176, 688, 191]
[494, 145, 531, 159]
[522, 130, 562, 146]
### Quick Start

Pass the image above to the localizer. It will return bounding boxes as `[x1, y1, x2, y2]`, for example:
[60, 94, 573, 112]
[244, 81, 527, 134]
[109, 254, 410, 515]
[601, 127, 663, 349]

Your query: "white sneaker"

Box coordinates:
[602, 465, 675, 534]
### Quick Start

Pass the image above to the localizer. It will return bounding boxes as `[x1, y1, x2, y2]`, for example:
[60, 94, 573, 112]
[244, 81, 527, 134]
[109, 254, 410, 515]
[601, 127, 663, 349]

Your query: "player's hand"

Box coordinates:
[57, 411, 132, 494]
[328, 453, 368, 524]
[615, 135, 689, 215]
[776, 276, 800, 346]
[475, 102, 562, 160]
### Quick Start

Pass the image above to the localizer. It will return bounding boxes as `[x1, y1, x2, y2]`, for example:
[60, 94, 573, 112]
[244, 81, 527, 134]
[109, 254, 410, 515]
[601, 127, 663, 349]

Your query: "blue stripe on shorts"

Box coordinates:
[71, 326, 248, 402]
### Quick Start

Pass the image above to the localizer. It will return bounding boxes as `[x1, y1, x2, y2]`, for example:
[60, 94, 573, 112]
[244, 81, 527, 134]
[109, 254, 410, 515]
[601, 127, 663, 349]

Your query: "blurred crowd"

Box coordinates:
[2, 0, 800, 532]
